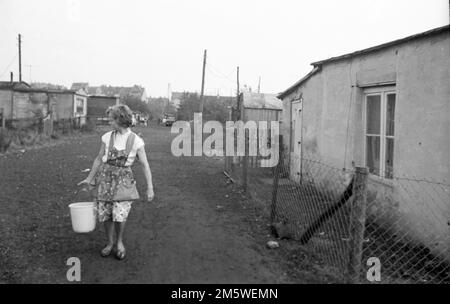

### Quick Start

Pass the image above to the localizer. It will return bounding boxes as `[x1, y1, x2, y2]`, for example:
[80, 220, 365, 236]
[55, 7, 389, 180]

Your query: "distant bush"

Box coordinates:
[0, 131, 12, 153]
[17, 129, 39, 146]
[81, 119, 96, 133]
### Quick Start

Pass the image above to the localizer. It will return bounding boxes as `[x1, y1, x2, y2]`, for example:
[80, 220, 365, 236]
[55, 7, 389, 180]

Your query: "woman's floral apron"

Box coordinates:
[95, 130, 139, 202]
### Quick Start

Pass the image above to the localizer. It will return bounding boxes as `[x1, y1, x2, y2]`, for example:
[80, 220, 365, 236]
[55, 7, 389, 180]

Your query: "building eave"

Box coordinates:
[277, 25, 449, 100]
[276, 66, 321, 100]
[88, 95, 118, 99]
[311, 25, 450, 67]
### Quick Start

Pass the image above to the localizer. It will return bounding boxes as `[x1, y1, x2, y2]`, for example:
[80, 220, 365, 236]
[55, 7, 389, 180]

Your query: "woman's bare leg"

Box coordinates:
[104, 221, 115, 247]
[115, 222, 126, 255]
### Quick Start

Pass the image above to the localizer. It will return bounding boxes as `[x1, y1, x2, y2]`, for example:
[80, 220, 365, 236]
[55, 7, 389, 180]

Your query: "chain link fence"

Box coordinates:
[224, 133, 450, 284]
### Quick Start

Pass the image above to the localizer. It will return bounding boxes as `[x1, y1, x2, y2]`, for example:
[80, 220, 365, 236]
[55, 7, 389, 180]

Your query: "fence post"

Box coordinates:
[242, 129, 248, 192]
[224, 147, 228, 173]
[270, 135, 283, 227]
[0, 108, 4, 133]
[225, 107, 232, 174]
[347, 166, 369, 284]
[50, 109, 54, 135]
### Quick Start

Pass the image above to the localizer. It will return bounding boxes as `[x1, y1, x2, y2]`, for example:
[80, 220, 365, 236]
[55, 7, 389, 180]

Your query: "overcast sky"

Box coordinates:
[0, 0, 448, 97]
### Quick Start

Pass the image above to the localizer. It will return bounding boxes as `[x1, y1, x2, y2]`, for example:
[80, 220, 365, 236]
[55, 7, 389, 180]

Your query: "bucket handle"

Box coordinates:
[73, 184, 98, 215]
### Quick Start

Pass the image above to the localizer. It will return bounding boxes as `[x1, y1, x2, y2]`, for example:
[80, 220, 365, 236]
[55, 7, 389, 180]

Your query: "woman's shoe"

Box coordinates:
[100, 244, 114, 257]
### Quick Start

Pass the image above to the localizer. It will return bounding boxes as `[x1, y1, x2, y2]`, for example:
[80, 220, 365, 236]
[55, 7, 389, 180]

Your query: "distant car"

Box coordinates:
[165, 115, 176, 126]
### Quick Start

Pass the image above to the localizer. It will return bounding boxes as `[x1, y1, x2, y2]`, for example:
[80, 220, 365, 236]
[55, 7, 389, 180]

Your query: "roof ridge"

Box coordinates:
[311, 25, 449, 66]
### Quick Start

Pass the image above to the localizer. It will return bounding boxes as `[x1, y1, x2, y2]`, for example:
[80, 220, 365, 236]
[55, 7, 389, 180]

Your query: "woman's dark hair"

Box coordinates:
[106, 104, 133, 128]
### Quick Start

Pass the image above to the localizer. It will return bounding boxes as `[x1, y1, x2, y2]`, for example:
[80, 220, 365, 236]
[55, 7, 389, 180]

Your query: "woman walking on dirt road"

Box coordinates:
[78, 104, 154, 260]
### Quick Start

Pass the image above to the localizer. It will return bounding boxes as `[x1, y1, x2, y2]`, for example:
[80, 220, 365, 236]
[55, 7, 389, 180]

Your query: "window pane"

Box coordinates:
[386, 94, 396, 136]
[76, 99, 83, 114]
[366, 95, 381, 134]
[385, 138, 394, 179]
[366, 136, 380, 176]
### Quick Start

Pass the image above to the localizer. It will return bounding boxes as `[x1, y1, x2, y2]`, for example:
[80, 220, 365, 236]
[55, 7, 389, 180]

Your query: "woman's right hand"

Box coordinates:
[77, 178, 92, 187]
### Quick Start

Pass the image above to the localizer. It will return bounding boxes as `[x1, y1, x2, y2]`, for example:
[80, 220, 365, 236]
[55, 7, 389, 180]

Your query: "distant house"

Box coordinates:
[170, 92, 183, 109]
[31, 82, 68, 90]
[48, 89, 88, 126]
[87, 95, 120, 123]
[123, 85, 147, 103]
[0, 81, 32, 121]
[0, 81, 47, 127]
[277, 25, 450, 260]
[171, 91, 235, 112]
[70, 82, 89, 92]
[0, 81, 88, 127]
[238, 92, 282, 122]
[72, 83, 148, 103]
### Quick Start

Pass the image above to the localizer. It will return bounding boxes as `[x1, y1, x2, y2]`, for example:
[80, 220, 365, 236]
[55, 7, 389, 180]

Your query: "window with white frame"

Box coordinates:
[364, 88, 396, 179]
[75, 97, 84, 114]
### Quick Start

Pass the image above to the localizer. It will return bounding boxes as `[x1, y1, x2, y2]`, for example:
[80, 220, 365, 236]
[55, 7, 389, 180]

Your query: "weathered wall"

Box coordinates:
[243, 108, 281, 122]
[394, 33, 450, 181]
[0, 90, 13, 118]
[49, 93, 73, 120]
[12, 91, 49, 120]
[280, 71, 324, 182]
[280, 30, 450, 259]
[0, 90, 89, 126]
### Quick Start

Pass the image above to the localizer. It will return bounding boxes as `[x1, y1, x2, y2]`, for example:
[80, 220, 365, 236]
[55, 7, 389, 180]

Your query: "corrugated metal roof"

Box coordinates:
[242, 92, 282, 110]
[0, 82, 81, 94]
[0, 81, 31, 90]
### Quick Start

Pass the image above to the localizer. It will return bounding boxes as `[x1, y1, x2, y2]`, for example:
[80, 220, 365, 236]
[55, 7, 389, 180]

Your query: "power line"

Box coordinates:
[207, 61, 235, 83]
[0, 54, 18, 79]
[205, 62, 236, 94]
[206, 65, 235, 86]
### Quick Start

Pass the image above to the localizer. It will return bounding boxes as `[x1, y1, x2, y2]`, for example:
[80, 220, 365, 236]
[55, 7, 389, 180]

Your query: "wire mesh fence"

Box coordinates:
[223, 133, 450, 284]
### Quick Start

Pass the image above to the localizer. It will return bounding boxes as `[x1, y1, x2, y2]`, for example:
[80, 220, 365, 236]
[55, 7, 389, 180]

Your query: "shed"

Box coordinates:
[87, 95, 120, 123]
[277, 25, 450, 261]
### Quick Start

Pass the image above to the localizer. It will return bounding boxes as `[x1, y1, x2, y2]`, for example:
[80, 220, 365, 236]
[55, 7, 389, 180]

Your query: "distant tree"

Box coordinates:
[177, 92, 232, 122]
[31, 82, 67, 90]
[120, 95, 149, 115]
[177, 92, 200, 121]
[203, 96, 233, 122]
[164, 102, 177, 116]
[147, 98, 165, 120]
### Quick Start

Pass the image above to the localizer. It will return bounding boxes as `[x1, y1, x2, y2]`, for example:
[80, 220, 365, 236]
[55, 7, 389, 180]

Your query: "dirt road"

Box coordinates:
[0, 124, 308, 283]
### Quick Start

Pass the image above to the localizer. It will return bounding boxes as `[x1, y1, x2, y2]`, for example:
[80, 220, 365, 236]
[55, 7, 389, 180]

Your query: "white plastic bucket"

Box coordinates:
[69, 202, 97, 233]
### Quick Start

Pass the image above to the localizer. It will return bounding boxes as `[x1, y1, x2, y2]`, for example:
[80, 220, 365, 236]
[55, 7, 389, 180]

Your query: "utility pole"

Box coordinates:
[10, 72, 14, 120]
[236, 66, 240, 120]
[199, 49, 207, 114]
[18, 34, 22, 82]
[258, 76, 261, 93]
[166, 83, 171, 112]
[167, 83, 171, 101]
